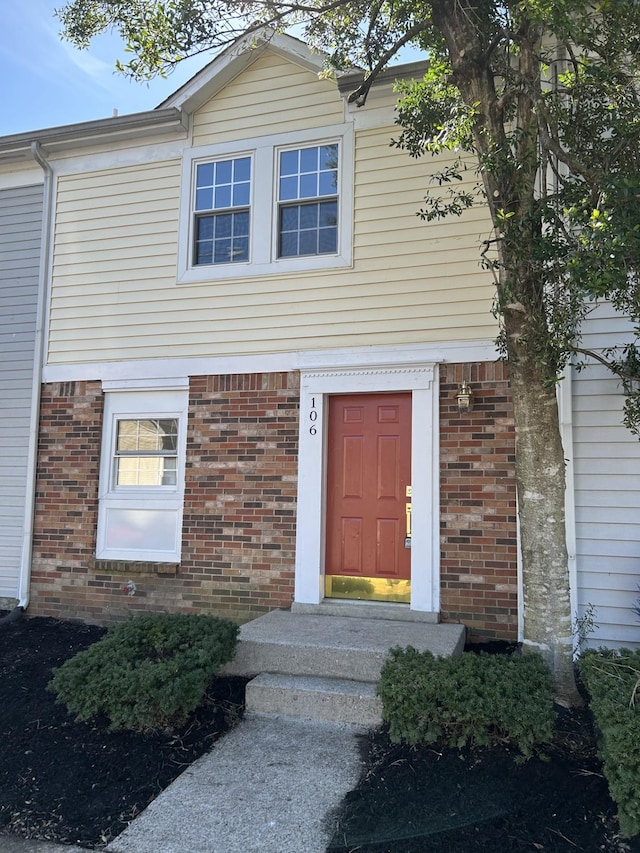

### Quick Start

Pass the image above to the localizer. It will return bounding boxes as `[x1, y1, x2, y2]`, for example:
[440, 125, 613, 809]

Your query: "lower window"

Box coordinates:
[96, 389, 188, 562]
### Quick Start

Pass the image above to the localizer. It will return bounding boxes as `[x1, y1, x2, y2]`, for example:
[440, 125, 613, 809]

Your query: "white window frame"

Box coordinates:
[96, 386, 188, 562]
[177, 124, 354, 283]
[192, 154, 253, 267]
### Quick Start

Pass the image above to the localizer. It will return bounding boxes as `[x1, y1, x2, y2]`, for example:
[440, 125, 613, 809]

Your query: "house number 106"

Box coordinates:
[309, 397, 319, 435]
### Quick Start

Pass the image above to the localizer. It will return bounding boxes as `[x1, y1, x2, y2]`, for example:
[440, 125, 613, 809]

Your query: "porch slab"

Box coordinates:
[222, 609, 465, 683]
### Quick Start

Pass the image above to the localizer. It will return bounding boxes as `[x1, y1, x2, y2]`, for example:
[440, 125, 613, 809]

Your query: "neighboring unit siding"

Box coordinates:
[572, 303, 640, 648]
[0, 183, 42, 597]
[191, 52, 344, 146]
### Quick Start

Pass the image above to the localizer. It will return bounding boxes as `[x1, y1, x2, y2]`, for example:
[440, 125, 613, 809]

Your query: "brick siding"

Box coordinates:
[29, 365, 517, 639]
[29, 373, 299, 625]
[439, 362, 518, 641]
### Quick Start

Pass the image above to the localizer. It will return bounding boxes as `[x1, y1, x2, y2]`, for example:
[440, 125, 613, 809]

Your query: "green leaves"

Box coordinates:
[378, 646, 555, 759]
[579, 648, 640, 838]
[48, 612, 239, 731]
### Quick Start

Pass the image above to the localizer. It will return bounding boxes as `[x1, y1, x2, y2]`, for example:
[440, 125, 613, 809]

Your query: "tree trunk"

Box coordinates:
[507, 342, 582, 706]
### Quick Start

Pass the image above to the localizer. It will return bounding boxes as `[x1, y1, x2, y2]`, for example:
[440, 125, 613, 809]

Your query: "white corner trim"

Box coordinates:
[558, 370, 578, 637]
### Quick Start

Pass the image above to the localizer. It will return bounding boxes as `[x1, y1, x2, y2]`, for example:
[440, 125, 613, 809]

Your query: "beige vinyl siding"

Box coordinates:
[192, 52, 344, 147]
[48, 62, 497, 365]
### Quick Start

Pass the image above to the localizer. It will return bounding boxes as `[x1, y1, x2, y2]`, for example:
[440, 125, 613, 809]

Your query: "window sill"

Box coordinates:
[91, 558, 179, 577]
[177, 251, 352, 284]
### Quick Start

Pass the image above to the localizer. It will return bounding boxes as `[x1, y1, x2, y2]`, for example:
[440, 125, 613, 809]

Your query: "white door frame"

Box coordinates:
[294, 362, 440, 614]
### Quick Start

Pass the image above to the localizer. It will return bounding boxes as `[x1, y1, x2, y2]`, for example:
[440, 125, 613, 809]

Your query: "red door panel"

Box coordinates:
[326, 392, 411, 581]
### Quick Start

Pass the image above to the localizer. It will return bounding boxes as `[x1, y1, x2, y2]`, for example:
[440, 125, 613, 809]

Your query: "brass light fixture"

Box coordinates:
[456, 379, 473, 413]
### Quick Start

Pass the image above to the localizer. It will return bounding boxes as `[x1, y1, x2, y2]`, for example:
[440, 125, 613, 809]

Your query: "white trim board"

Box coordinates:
[42, 339, 499, 384]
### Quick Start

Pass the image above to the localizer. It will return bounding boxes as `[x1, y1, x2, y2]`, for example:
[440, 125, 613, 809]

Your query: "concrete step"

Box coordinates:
[246, 673, 382, 726]
[222, 609, 465, 683]
[292, 599, 439, 623]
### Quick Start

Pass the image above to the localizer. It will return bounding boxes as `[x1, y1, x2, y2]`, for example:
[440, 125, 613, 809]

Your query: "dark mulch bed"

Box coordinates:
[329, 714, 637, 852]
[0, 615, 638, 852]
[0, 612, 246, 848]
[328, 642, 640, 853]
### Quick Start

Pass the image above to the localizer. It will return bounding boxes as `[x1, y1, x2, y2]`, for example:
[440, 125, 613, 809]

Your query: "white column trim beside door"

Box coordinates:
[294, 362, 440, 614]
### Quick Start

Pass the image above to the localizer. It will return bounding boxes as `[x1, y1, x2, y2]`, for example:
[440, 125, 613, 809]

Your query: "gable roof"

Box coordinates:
[157, 31, 332, 114]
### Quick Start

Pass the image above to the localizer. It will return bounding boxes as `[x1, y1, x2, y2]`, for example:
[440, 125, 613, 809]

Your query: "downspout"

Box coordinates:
[16, 141, 54, 610]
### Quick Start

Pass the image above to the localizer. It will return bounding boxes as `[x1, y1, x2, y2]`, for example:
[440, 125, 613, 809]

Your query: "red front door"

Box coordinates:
[325, 393, 411, 587]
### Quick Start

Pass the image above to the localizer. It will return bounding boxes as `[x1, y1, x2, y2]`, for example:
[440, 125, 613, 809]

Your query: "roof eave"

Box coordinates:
[0, 108, 188, 166]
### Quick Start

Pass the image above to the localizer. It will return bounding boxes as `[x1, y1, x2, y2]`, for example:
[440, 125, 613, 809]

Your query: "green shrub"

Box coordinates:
[579, 648, 640, 838]
[378, 646, 555, 758]
[48, 612, 239, 731]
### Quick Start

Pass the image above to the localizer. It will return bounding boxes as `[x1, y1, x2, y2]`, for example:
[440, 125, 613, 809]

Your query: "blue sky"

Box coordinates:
[2, 1, 426, 138]
[1, 0, 213, 136]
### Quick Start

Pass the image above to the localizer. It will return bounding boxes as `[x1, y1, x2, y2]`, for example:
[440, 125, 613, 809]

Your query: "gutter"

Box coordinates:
[16, 141, 54, 610]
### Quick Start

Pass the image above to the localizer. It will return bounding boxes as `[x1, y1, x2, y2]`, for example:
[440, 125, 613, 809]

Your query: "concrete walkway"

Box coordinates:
[1, 715, 364, 852]
[107, 715, 363, 853]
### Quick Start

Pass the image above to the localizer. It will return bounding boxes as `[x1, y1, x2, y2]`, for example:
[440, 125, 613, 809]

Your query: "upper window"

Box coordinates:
[178, 124, 353, 282]
[194, 156, 251, 266]
[278, 144, 338, 258]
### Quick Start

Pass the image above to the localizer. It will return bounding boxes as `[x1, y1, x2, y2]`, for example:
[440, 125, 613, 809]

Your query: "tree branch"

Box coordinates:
[347, 20, 431, 106]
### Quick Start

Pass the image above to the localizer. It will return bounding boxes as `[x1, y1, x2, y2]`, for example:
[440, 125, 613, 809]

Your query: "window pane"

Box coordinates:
[114, 419, 179, 488]
[319, 227, 338, 253]
[299, 229, 318, 255]
[300, 146, 319, 173]
[280, 149, 299, 176]
[196, 162, 214, 187]
[197, 216, 214, 240]
[195, 187, 213, 211]
[281, 206, 299, 231]
[215, 159, 232, 184]
[116, 419, 177, 453]
[279, 175, 298, 201]
[214, 239, 232, 263]
[215, 213, 232, 238]
[233, 182, 250, 207]
[196, 211, 250, 265]
[214, 185, 232, 209]
[320, 144, 339, 170]
[232, 235, 249, 261]
[234, 157, 251, 182]
[279, 231, 299, 257]
[299, 173, 318, 199]
[105, 508, 177, 550]
[319, 200, 338, 227]
[234, 211, 250, 238]
[195, 241, 213, 265]
[319, 170, 337, 196]
[278, 201, 338, 258]
[300, 203, 319, 229]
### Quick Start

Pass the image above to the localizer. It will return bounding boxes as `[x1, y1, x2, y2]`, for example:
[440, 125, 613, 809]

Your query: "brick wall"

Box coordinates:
[29, 365, 517, 637]
[439, 362, 518, 641]
[29, 373, 299, 625]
